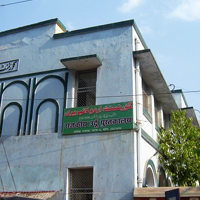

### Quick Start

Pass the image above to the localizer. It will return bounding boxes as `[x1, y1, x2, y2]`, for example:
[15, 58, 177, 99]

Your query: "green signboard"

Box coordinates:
[62, 101, 133, 135]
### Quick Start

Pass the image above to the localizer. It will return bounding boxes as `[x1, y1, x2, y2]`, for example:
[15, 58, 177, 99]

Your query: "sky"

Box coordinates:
[0, 0, 200, 118]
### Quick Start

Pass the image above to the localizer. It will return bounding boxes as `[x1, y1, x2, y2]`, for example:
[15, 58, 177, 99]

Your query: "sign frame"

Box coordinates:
[62, 101, 133, 135]
[0, 59, 19, 74]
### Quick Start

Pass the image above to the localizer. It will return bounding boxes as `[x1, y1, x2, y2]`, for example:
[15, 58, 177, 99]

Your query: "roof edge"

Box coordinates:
[181, 106, 194, 110]
[54, 19, 148, 49]
[133, 49, 178, 112]
[56, 19, 67, 32]
[133, 49, 171, 91]
[172, 89, 188, 107]
[171, 89, 183, 93]
[0, 18, 66, 37]
[54, 19, 135, 39]
[133, 49, 151, 55]
[181, 107, 199, 127]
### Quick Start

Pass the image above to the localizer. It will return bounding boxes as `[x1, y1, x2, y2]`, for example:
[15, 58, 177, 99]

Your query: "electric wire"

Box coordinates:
[0, 89, 200, 101]
[0, 90, 199, 134]
[0, 0, 38, 7]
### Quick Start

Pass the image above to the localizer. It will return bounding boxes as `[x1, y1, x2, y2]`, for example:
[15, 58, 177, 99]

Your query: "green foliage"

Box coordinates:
[158, 110, 200, 186]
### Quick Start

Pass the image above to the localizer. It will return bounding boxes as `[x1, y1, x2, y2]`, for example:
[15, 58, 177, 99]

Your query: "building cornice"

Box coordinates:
[0, 18, 66, 37]
[53, 19, 148, 49]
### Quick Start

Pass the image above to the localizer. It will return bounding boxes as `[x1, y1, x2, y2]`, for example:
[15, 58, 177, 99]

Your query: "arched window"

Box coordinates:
[35, 99, 59, 134]
[144, 160, 157, 187]
[146, 166, 156, 187]
[158, 167, 167, 187]
[0, 103, 22, 136]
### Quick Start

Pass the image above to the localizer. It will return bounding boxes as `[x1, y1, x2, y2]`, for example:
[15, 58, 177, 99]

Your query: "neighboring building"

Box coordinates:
[0, 19, 198, 200]
[171, 89, 198, 126]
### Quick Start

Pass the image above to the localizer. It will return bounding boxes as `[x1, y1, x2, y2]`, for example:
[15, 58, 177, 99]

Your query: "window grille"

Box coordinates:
[76, 71, 96, 107]
[143, 90, 149, 112]
[69, 168, 93, 200]
[142, 80, 152, 116]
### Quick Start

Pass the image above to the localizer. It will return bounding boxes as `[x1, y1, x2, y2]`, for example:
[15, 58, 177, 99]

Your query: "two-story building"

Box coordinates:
[0, 18, 198, 200]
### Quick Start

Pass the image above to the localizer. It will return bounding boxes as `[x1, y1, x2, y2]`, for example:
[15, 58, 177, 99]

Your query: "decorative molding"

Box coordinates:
[143, 108, 152, 123]
[0, 80, 29, 136]
[28, 78, 36, 135]
[0, 72, 68, 136]
[143, 159, 157, 187]
[0, 102, 22, 136]
[23, 78, 31, 135]
[3, 80, 29, 91]
[0, 68, 67, 81]
[35, 75, 65, 88]
[141, 129, 160, 152]
[34, 98, 59, 134]
[155, 124, 161, 133]
[0, 83, 4, 113]
[29, 75, 66, 135]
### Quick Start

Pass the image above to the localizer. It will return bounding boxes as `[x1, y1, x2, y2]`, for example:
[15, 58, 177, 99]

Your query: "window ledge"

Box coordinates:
[60, 54, 102, 71]
[143, 108, 152, 123]
[155, 124, 161, 132]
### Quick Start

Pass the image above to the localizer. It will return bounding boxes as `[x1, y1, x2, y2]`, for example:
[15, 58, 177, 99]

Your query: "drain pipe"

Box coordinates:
[135, 58, 143, 188]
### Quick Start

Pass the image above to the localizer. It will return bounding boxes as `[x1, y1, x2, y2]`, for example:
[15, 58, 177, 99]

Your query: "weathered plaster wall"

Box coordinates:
[0, 24, 60, 76]
[0, 20, 164, 199]
[0, 23, 138, 200]
[0, 131, 135, 200]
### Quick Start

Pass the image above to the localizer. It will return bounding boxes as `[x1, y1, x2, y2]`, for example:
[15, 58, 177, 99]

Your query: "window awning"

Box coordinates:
[60, 54, 102, 71]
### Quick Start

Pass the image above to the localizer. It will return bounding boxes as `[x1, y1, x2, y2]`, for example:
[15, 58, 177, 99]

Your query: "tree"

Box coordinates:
[158, 110, 200, 186]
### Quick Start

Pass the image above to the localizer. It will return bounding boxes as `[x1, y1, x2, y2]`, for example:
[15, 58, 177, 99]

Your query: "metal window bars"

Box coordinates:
[142, 80, 152, 116]
[143, 89, 152, 116]
[76, 71, 96, 107]
[69, 168, 93, 200]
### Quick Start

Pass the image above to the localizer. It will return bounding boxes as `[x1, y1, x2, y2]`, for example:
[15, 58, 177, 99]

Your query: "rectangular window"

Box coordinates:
[142, 80, 152, 116]
[76, 70, 97, 107]
[164, 113, 170, 129]
[69, 168, 93, 200]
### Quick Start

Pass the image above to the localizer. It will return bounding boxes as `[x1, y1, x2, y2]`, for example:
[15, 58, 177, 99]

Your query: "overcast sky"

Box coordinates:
[0, 0, 200, 118]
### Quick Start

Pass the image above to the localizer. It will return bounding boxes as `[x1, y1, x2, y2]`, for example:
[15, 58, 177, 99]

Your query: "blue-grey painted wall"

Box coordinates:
[0, 20, 138, 200]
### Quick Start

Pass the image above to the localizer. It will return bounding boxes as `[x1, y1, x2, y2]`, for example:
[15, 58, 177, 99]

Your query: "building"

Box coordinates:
[0, 19, 198, 200]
